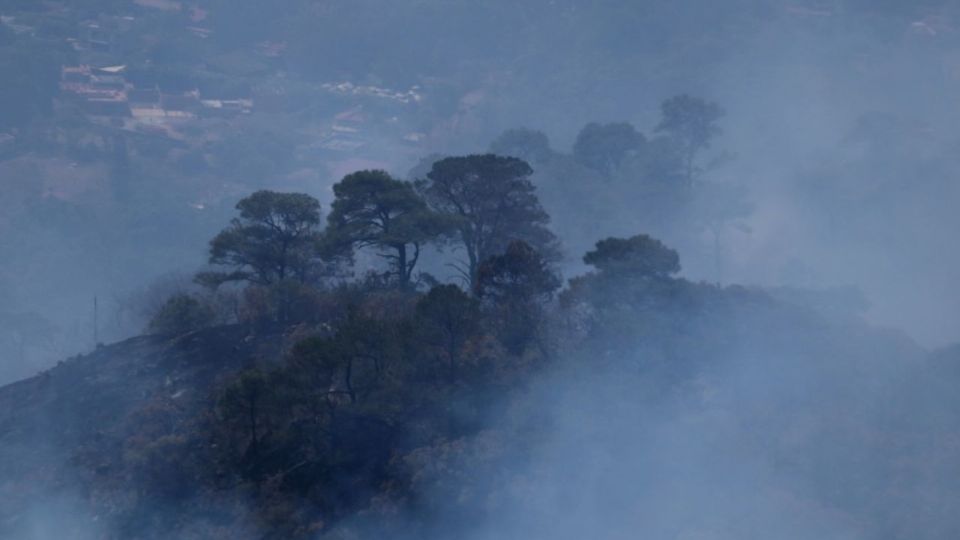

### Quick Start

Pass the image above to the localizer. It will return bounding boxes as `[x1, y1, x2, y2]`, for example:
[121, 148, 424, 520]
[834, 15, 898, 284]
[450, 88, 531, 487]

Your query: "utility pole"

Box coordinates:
[93, 295, 99, 347]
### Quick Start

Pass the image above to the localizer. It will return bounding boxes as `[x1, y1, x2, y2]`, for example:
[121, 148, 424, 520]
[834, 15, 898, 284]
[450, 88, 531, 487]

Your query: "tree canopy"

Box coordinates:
[476, 240, 561, 303]
[476, 240, 560, 353]
[147, 294, 215, 336]
[417, 154, 559, 288]
[573, 122, 646, 177]
[413, 284, 481, 383]
[327, 170, 450, 286]
[583, 234, 681, 279]
[197, 190, 327, 288]
[654, 94, 725, 185]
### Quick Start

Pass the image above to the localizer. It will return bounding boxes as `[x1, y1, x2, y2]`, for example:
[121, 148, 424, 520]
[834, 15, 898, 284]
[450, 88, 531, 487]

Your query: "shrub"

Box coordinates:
[148, 293, 215, 336]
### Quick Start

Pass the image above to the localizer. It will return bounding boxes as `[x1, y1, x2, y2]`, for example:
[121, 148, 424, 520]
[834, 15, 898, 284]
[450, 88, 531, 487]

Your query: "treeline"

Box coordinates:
[63, 90, 954, 538]
[485, 95, 749, 281]
[152, 151, 561, 335]
[150, 92, 727, 336]
[122, 130, 738, 536]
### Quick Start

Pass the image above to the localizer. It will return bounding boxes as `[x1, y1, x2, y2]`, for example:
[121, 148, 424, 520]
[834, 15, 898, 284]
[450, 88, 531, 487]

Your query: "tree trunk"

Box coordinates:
[397, 243, 408, 285]
[248, 395, 260, 458]
[344, 358, 356, 404]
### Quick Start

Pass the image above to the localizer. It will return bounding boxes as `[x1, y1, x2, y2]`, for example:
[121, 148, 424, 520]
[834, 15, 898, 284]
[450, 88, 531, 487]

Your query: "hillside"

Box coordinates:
[0, 273, 956, 539]
[2, 1, 960, 539]
[0, 324, 288, 538]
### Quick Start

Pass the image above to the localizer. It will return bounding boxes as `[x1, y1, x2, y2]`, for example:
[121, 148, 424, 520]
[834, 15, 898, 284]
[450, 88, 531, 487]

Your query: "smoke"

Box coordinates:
[337, 285, 946, 540]
[3, 2, 960, 536]
[4, 494, 105, 540]
[699, 7, 960, 348]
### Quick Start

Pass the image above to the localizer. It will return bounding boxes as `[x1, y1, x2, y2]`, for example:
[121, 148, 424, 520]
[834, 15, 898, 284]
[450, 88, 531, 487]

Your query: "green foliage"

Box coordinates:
[327, 170, 452, 286]
[185, 233, 695, 535]
[654, 94, 725, 184]
[487, 96, 731, 272]
[477, 241, 560, 354]
[147, 293, 215, 336]
[477, 241, 560, 302]
[418, 154, 559, 287]
[6, 3, 957, 536]
[565, 244, 701, 364]
[200, 191, 328, 288]
[292, 311, 404, 407]
[216, 368, 282, 478]
[238, 280, 328, 327]
[212, 309, 420, 496]
[413, 284, 481, 383]
[583, 234, 681, 279]
[573, 122, 646, 177]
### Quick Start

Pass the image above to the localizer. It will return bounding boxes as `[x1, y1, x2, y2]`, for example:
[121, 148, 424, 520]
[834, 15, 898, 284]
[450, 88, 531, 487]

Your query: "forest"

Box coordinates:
[119, 99, 737, 536]
[2, 1, 960, 539]
[1, 111, 958, 537]
[1, 150, 944, 538]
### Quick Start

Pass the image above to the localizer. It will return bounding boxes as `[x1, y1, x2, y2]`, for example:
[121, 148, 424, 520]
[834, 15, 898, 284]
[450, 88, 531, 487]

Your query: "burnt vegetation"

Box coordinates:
[1, 127, 956, 538]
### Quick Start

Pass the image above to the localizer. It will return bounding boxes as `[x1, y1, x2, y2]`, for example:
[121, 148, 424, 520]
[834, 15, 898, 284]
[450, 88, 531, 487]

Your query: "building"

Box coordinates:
[59, 65, 132, 119]
[200, 98, 253, 118]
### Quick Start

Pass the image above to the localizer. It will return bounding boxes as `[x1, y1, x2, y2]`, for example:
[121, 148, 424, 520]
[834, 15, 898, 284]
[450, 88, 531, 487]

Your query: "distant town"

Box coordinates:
[0, 0, 485, 175]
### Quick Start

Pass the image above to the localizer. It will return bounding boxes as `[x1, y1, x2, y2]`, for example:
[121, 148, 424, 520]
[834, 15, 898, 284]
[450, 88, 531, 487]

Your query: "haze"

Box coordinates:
[0, 1, 958, 538]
